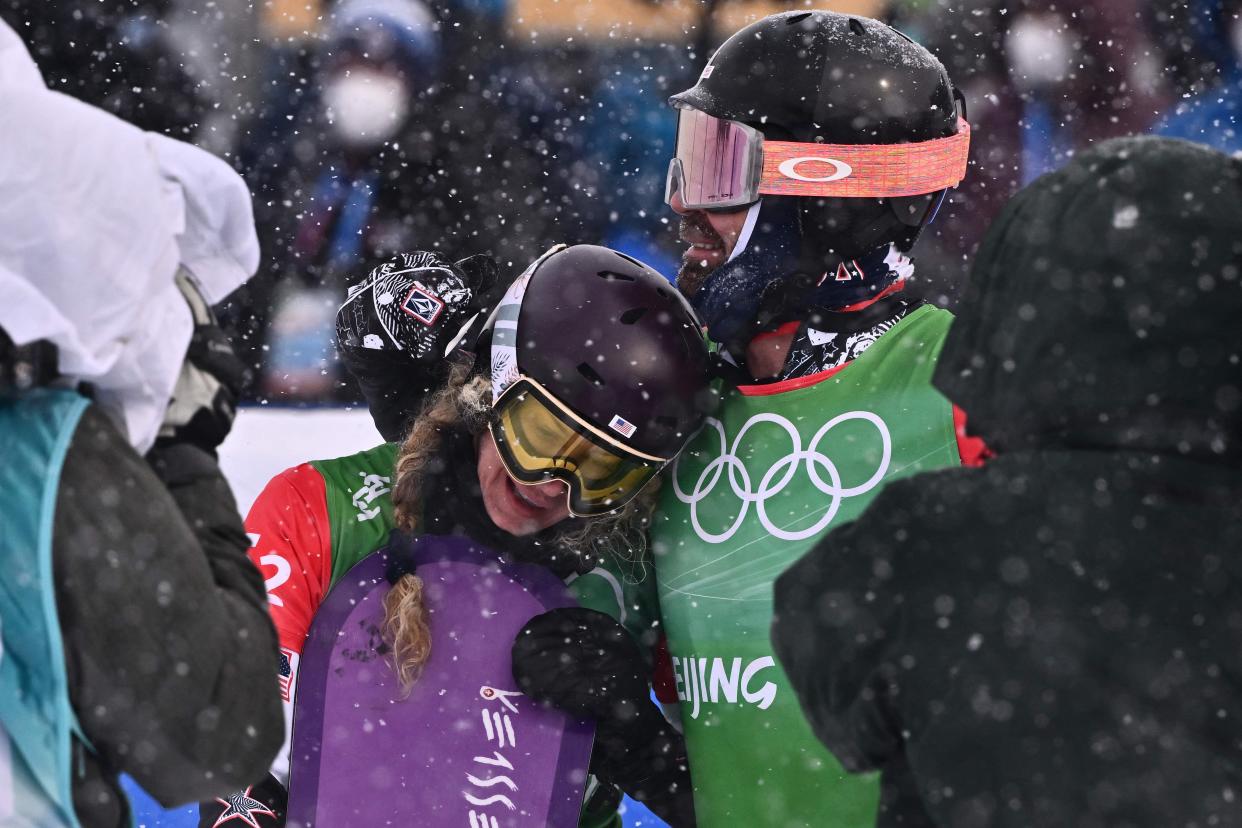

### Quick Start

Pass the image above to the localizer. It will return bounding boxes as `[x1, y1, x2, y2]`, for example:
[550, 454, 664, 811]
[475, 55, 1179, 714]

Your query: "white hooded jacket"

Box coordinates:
[0, 20, 259, 452]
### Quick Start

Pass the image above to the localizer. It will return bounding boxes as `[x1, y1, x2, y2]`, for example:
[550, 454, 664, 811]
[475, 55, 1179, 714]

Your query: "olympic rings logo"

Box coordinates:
[671, 411, 892, 544]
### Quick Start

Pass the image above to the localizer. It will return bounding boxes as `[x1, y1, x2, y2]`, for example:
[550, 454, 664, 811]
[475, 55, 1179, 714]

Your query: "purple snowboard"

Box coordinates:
[286, 534, 594, 828]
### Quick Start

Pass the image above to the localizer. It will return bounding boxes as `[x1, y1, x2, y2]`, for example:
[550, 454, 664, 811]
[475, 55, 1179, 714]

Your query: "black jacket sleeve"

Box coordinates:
[339, 344, 444, 443]
[770, 488, 910, 775]
[53, 405, 284, 820]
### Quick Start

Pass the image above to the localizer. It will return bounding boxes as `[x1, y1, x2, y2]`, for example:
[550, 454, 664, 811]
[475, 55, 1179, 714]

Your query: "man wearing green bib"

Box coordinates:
[653, 11, 985, 826]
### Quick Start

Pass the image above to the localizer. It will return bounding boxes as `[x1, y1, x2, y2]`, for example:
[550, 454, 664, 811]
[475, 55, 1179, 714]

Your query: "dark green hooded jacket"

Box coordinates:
[772, 136, 1242, 828]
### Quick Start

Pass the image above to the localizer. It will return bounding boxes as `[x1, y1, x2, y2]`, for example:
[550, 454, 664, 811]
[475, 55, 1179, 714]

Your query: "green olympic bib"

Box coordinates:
[653, 305, 960, 827]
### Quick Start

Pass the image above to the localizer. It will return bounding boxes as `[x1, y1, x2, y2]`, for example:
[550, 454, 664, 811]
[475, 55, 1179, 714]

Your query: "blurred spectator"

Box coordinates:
[899, 0, 1166, 304]
[165, 0, 265, 156]
[457, 35, 601, 269]
[232, 0, 609, 400]
[579, 41, 686, 278]
[232, 0, 456, 400]
[1150, 0, 1242, 154]
[0, 0, 207, 137]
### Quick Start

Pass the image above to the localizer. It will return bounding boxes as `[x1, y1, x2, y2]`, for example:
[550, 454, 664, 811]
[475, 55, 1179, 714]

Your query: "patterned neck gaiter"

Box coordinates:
[776, 291, 919, 382]
[689, 196, 915, 360]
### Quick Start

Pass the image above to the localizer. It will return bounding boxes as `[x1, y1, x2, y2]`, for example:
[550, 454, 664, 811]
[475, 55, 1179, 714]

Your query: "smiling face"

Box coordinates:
[476, 432, 571, 536]
[669, 189, 752, 296]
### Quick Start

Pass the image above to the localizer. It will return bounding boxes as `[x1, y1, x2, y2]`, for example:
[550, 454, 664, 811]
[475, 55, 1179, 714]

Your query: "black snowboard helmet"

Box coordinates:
[478, 245, 712, 515]
[669, 10, 966, 263]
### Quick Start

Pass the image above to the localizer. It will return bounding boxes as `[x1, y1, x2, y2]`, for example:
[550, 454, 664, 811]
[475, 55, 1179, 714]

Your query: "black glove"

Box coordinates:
[513, 607, 649, 718]
[512, 608, 696, 827]
[156, 268, 251, 455]
[336, 251, 500, 441]
[197, 773, 286, 827]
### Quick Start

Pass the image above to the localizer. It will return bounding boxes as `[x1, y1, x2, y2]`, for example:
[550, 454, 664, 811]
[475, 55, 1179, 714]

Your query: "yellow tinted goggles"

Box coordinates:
[488, 377, 663, 517]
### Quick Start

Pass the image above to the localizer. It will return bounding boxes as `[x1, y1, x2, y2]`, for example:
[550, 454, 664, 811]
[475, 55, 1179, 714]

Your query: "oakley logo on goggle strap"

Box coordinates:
[776, 156, 853, 183]
[401, 284, 445, 326]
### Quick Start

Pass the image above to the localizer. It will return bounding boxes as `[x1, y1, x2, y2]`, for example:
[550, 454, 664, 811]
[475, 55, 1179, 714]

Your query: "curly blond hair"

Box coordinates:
[382, 361, 659, 694]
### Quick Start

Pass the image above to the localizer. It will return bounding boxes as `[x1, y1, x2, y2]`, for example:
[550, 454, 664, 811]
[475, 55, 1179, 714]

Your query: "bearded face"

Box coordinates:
[670, 192, 751, 297]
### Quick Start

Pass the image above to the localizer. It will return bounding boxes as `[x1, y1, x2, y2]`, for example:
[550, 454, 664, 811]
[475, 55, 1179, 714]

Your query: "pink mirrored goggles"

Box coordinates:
[664, 105, 971, 211]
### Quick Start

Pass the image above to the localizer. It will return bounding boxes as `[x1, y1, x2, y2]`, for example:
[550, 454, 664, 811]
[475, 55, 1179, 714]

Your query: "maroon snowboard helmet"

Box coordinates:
[478, 245, 713, 514]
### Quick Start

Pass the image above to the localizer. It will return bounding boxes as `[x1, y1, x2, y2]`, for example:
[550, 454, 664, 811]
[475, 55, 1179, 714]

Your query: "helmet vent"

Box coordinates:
[577, 362, 606, 386]
[597, 269, 636, 282]
[613, 251, 643, 268]
[620, 307, 647, 325]
[848, 17, 867, 36]
[786, 12, 812, 24]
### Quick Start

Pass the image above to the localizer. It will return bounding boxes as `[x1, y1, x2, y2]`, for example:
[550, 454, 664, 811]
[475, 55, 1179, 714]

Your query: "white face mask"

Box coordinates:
[323, 68, 410, 149]
[1006, 14, 1075, 92]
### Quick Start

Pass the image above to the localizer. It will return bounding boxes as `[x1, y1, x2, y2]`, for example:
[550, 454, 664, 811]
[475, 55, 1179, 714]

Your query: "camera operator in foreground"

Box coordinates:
[0, 21, 282, 827]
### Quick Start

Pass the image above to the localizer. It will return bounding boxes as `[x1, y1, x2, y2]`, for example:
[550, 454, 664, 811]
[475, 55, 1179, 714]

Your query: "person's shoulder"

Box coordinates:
[262, 460, 325, 496]
[304, 442, 398, 497]
[246, 461, 330, 528]
[800, 463, 990, 592]
[864, 302, 955, 364]
[903, 302, 955, 331]
[778, 465, 984, 617]
[253, 444, 395, 510]
[255, 443, 397, 505]
[850, 463, 983, 537]
[65, 400, 133, 463]
[847, 460, 1035, 595]
[308, 442, 398, 475]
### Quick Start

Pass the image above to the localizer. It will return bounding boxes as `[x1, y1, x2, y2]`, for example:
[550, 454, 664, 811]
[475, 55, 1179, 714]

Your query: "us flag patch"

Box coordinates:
[278, 648, 299, 702]
[608, 414, 637, 438]
[401, 284, 445, 326]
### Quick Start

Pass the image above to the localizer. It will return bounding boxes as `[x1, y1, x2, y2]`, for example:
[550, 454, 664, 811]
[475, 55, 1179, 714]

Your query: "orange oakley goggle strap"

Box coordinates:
[666, 106, 971, 210]
[488, 377, 663, 517]
[759, 119, 971, 199]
